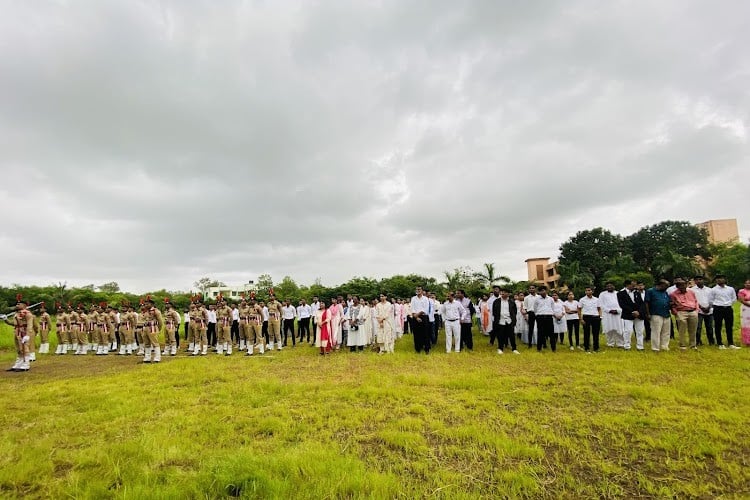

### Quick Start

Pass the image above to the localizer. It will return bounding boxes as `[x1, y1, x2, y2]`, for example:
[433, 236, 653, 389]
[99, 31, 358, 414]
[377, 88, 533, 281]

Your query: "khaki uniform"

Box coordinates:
[5, 308, 35, 370]
[79, 311, 92, 354]
[217, 304, 233, 354]
[119, 310, 135, 354]
[164, 309, 180, 354]
[55, 311, 70, 354]
[190, 306, 209, 355]
[267, 299, 283, 348]
[69, 310, 82, 353]
[87, 310, 100, 351]
[142, 306, 163, 362]
[239, 304, 252, 350]
[108, 310, 118, 347]
[36, 312, 51, 353]
[97, 309, 113, 354]
[246, 304, 265, 355]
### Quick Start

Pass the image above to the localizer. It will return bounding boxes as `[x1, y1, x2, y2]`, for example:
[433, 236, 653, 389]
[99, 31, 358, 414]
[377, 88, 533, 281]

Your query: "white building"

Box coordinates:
[202, 282, 258, 301]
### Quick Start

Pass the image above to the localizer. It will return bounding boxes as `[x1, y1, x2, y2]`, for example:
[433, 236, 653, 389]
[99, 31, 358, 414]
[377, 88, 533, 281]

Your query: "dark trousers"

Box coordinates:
[582, 315, 601, 352]
[298, 317, 310, 341]
[207, 323, 216, 346]
[430, 321, 437, 346]
[262, 320, 269, 344]
[713, 306, 734, 345]
[496, 323, 516, 351]
[566, 319, 580, 347]
[283, 319, 295, 346]
[460, 322, 473, 350]
[527, 311, 536, 347]
[536, 315, 555, 351]
[408, 316, 430, 353]
[644, 315, 651, 341]
[403, 320, 410, 334]
[231, 320, 239, 343]
[697, 313, 714, 345]
[184, 322, 189, 340]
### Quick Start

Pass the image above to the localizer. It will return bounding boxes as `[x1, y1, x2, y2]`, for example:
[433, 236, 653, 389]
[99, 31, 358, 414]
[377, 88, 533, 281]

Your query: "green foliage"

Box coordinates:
[707, 242, 750, 287]
[626, 220, 711, 276]
[559, 227, 629, 289]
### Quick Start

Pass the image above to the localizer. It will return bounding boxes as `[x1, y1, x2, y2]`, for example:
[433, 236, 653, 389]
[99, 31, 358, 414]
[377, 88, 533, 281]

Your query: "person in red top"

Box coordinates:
[670, 278, 699, 350]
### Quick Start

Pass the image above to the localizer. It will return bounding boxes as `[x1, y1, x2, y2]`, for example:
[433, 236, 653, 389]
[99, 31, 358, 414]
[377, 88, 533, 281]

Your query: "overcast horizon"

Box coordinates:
[1, 1, 748, 293]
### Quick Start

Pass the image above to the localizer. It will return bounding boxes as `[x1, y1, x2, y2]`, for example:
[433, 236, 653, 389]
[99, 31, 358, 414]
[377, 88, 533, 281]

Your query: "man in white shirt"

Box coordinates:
[282, 300, 297, 347]
[579, 287, 601, 353]
[598, 282, 623, 348]
[260, 302, 270, 345]
[297, 299, 312, 343]
[207, 304, 218, 349]
[522, 285, 538, 348]
[710, 274, 739, 349]
[309, 297, 320, 345]
[440, 292, 465, 353]
[690, 275, 714, 346]
[456, 290, 474, 351]
[231, 303, 240, 347]
[409, 287, 432, 354]
[533, 286, 556, 352]
[429, 292, 440, 346]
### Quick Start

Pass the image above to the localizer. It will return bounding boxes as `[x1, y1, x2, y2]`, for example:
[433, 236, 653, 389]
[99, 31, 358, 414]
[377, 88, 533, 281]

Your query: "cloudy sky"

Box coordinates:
[1, 1, 748, 293]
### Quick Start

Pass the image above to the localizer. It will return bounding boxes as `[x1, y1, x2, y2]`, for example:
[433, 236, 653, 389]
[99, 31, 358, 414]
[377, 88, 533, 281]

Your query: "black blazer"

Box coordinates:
[617, 289, 644, 321]
[491, 298, 517, 328]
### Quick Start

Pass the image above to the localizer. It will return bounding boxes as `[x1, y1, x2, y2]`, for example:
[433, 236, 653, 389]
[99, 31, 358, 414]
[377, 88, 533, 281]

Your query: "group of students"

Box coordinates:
[5, 275, 750, 371]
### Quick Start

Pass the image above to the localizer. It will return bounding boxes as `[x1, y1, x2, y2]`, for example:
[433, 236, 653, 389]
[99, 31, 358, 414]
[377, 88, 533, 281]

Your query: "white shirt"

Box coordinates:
[533, 296, 554, 315]
[282, 305, 296, 320]
[690, 285, 713, 314]
[207, 310, 217, 323]
[310, 302, 319, 317]
[184, 312, 190, 323]
[458, 297, 472, 323]
[523, 294, 537, 313]
[579, 295, 600, 316]
[710, 285, 737, 307]
[297, 304, 312, 319]
[666, 285, 677, 296]
[440, 300, 465, 322]
[410, 295, 430, 316]
[495, 298, 512, 325]
[232, 308, 240, 321]
[563, 300, 580, 320]
[552, 299, 565, 319]
[115, 312, 121, 324]
[262, 306, 269, 321]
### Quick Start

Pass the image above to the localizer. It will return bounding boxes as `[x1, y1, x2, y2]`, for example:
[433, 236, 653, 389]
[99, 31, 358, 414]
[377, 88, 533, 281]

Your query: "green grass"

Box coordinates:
[1, 321, 749, 499]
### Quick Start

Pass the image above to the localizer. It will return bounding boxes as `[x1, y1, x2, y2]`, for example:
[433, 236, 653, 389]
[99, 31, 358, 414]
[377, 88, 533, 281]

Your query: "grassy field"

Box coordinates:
[1, 321, 749, 499]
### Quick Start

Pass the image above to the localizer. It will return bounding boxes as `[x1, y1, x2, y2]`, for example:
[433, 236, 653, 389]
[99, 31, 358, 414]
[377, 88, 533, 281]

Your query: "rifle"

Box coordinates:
[0, 302, 44, 321]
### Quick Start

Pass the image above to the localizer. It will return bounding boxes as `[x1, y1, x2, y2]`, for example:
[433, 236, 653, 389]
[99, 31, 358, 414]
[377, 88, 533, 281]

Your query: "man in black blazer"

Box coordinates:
[617, 279, 646, 350]
[492, 288, 519, 354]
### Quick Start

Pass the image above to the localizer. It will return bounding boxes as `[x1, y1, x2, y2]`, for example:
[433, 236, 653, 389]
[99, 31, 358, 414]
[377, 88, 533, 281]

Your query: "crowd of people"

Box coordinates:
[4, 274, 750, 372]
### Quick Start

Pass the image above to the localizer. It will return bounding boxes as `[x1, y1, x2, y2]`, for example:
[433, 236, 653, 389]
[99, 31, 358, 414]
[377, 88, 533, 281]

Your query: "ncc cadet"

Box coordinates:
[216, 296, 233, 355]
[266, 295, 283, 351]
[238, 298, 251, 352]
[246, 299, 265, 355]
[55, 303, 71, 354]
[118, 303, 136, 355]
[141, 296, 164, 363]
[5, 296, 35, 371]
[36, 302, 51, 354]
[163, 300, 180, 356]
[191, 300, 209, 356]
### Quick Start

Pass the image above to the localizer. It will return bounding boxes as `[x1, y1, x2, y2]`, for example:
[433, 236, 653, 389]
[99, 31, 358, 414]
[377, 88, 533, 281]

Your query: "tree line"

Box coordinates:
[1, 220, 747, 311]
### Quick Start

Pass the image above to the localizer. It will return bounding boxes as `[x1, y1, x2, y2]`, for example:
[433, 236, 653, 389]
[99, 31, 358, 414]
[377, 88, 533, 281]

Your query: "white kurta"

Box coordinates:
[359, 305, 372, 345]
[375, 301, 395, 345]
[347, 306, 365, 347]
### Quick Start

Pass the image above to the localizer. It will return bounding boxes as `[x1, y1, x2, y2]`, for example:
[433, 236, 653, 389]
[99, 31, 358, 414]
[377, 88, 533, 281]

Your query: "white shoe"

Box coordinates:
[570, 346, 575, 351]
[497, 349, 503, 354]
[192, 347, 200, 356]
[153, 348, 161, 363]
[718, 345, 727, 350]
[70, 343, 78, 352]
[162, 348, 169, 356]
[277, 342, 283, 350]
[201, 345, 208, 355]
[258, 344, 265, 354]
[8, 358, 22, 371]
[137, 348, 145, 356]
[126, 347, 132, 355]
[119, 346, 126, 355]
[143, 350, 151, 363]
[171, 346, 177, 356]
[267, 343, 274, 351]
[246, 345, 254, 356]
[187, 342, 194, 352]
[29, 352, 36, 362]
[55, 344, 63, 355]
[18, 361, 30, 371]
[216, 344, 224, 355]
[512, 350, 520, 354]
[239, 340, 246, 351]
[225, 343, 232, 355]
[729, 345, 741, 350]
[111, 342, 117, 351]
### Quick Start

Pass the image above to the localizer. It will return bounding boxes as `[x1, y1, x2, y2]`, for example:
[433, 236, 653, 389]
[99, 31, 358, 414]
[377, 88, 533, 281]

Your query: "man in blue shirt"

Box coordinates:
[644, 279, 671, 352]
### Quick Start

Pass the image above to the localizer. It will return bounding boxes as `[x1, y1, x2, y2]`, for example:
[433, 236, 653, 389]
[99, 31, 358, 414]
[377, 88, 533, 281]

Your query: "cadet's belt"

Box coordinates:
[270, 313, 280, 320]
[41, 321, 48, 329]
[222, 318, 230, 326]
[167, 321, 175, 328]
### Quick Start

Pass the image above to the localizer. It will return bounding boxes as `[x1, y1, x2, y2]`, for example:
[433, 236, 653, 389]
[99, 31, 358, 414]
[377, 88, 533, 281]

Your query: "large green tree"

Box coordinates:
[707, 242, 750, 287]
[626, 220, 710, 278]
[558, 228, 629, 290]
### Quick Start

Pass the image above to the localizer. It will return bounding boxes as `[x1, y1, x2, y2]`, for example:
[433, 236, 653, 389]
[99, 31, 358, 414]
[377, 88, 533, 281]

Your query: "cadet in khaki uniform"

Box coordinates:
[87, 305, 100, 354]
[97, 303, 113, 355]
[108, 306, 118, 351]
[163, 301, 180, 356]
[135, 302, 146, 355]
[36, 303, 51, 355]
[77, 306, 92, 355]
[55, 304, 70, 355]
[266, 296, 283, 351]
[141, 297, 164, 363]
[246, 300, 265, 355]
[216, 298, 233, 355]
[69, 306, 82, 354]
[238, 299, 251, 352]
[191, 302, 209, 356]
[5, 297, 35, 371]
[118, 304, 135, 355]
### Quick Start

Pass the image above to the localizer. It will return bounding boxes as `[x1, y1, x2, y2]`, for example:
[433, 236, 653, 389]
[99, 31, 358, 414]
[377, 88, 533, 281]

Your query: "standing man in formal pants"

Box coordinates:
[645, 280, 672, 352]
[690, 276, 714, 346]
[522, 285, 537, 348]
[618, 280, 645, 351]
[534, 286, 556, 352]
[409, 287, 431, 354]
[440, 292, 465, 353]
[456, 290, 474, 351]
[579, 287, 601, 353]
[297, 299, 312, 343]
[282, 300, 297, 347]
[711, 274, 740, 349]
[670, 278, 699, 350]
[492, 288, 519, 355]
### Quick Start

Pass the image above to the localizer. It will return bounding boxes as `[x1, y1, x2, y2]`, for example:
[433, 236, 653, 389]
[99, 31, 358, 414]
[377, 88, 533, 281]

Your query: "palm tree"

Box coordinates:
[473, 263, 511, 288]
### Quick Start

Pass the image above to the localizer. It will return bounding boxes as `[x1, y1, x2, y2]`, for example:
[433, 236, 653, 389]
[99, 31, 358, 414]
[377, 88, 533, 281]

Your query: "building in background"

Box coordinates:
[202, 282, 258, 300]
[525, 257, 560, 289]
[696, 219, 739, 244]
